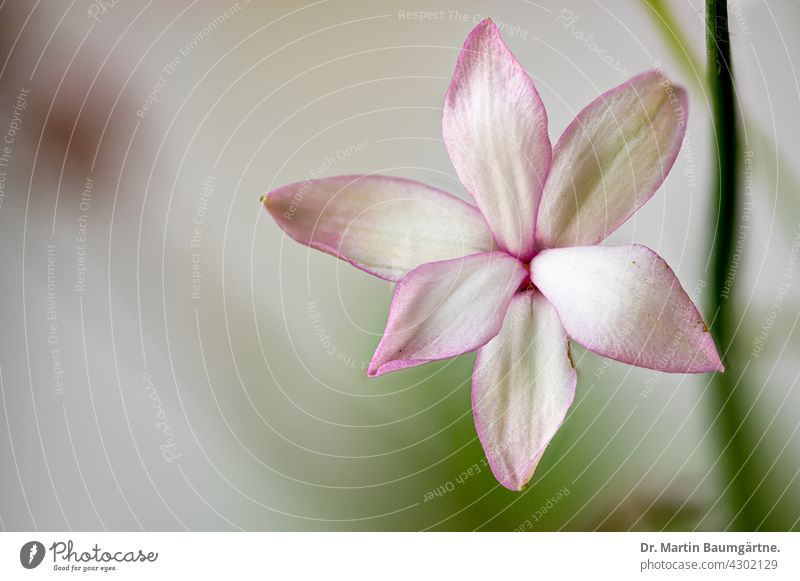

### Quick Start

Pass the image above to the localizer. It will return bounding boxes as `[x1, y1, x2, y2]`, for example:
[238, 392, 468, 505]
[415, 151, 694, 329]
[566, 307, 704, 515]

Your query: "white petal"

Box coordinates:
[536, 71, 687, 248]
[443, 19, 551, 260]
[263, 175, 494, 281]
[531, 244, 723, 373]
[368, 252, 527, 376]
[472, 290, 576, 491]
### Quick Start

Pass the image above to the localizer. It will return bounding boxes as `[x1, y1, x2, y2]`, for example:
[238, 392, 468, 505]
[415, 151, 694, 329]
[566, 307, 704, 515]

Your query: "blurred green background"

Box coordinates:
[0, 0, 798, 531]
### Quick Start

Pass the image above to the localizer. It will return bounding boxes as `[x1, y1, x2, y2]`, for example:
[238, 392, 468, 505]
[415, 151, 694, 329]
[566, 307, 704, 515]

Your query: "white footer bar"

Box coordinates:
[1, 532, 798, 580]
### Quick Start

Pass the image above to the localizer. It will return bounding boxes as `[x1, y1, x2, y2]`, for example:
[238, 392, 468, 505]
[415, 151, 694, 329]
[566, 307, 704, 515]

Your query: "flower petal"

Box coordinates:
[368, 252, 527, 377]
[442, 18, 551, 261]
[536, 71, 687, 249]
[531, 244, 723, 373]
[263, 175, 495, 281]
[472, 290, 577, 491]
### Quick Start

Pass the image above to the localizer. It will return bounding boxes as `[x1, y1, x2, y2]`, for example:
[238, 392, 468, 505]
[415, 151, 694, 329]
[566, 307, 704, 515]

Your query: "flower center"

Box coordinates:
[518, 260, 535, 292]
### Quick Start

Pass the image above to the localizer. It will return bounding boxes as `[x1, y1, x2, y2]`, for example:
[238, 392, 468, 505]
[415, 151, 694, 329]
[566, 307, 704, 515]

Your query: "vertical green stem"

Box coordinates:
[641, 0, 789, 531]
[641, 0, 800, 241]
[706, 0, 758, 531]
[708, 3, 737, 298]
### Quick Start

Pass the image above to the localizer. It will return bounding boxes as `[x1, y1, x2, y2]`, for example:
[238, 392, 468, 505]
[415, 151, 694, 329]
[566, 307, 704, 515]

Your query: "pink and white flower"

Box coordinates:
[263, 19, 723, 491]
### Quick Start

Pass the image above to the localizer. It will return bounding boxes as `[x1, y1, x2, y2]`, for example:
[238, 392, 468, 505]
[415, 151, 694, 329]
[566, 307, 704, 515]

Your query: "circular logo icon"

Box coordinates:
[20, 541, 45, 569]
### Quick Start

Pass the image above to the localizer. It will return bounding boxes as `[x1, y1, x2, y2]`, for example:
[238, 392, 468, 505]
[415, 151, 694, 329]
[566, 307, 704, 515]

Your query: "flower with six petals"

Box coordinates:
[263, 19, 723, 491]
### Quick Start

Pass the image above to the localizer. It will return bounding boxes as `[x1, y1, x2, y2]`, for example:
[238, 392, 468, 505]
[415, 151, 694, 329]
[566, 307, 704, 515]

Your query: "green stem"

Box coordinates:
[642, 0, 800, 241]
[642, 0, 789, 532]
[706, 0, 759, 531]
[708, 3, 737, 300]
